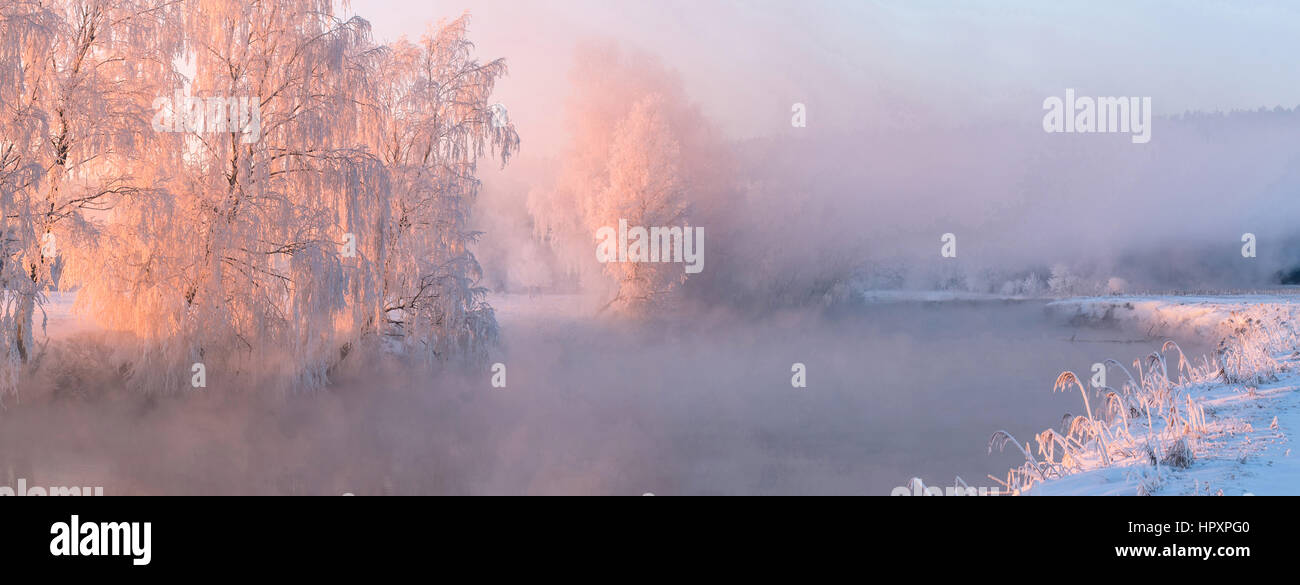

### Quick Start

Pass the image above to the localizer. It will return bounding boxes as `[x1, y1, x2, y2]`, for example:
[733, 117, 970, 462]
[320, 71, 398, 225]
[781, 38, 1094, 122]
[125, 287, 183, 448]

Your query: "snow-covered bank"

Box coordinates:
[856, 290, 1031, 304]
[1002, 295, 1300, 495]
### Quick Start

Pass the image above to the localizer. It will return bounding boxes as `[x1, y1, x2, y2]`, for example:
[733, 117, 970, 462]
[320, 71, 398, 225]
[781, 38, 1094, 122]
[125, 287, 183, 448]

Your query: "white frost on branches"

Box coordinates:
[0, 1, 517, 395]
[527, 44, 724, 313]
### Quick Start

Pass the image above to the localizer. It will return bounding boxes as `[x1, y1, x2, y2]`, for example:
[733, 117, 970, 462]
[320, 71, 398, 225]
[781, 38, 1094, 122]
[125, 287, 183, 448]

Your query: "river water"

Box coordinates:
[0, 294, 1214, 495]
[474, 295, 1214, 495]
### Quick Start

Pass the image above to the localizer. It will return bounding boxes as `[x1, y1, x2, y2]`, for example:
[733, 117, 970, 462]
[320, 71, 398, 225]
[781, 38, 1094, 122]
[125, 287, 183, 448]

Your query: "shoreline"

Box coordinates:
[1004, 296, 1300, 495]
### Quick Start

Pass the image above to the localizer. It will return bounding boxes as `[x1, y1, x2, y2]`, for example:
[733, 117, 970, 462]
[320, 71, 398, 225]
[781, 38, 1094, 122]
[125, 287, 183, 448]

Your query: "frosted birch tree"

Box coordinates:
[70, 0, 386, 391]
[59, 2, 513, 391]
[2, 1, 517, 395]
[1, 0, 183, 397]
[363, 14, 518, 363]
[527, 45, 723, 313]
[594, 94, 689, 310]
[0, 0, 56, 396]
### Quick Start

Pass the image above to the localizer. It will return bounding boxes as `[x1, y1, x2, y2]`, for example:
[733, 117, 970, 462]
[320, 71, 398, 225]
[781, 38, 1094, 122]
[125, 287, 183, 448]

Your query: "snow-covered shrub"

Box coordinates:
[1161, 437, 1195, 469]
[1215, 312, 1284, 385]
[998, 271, 1046, 297]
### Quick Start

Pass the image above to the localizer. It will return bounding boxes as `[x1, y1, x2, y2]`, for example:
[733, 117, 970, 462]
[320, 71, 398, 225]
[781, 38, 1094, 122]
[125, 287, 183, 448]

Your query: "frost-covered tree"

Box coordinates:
[0, 0, 57, 396]
[594, 94, 689, 309]
[1, 1, 516, 395]
[1047, 263, 1097, 297]
[42, 2, 516, 392]
[1, 0, 183, 397]
[364, 15, 518, 362]
[528, 44, 721, 313]
[68, 0, 387, 391]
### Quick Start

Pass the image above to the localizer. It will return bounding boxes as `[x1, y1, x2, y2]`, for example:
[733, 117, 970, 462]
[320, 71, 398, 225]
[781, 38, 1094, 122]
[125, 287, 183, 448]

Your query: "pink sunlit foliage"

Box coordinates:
[1, 1, 516, 396]
[526, 43, 729, 314]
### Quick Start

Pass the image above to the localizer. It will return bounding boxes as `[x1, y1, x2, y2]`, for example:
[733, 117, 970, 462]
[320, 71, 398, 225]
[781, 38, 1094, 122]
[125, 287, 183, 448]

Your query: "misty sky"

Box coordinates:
[347, 1, 1300, 292]
[353, 0, 1300, 153]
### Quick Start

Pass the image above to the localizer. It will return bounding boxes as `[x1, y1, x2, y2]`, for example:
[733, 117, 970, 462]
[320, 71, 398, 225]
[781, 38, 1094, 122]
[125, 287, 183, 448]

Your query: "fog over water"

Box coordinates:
[1, 296, 1211, 495]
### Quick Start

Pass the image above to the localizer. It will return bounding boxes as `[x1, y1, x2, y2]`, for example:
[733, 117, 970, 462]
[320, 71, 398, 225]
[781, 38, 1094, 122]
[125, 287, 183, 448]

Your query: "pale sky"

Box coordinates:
[349, 0, 1300, 154]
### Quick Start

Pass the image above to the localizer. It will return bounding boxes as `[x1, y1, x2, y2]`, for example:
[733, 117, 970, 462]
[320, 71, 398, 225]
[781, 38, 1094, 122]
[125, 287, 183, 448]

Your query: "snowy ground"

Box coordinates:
[1019, 295, 1300, 496]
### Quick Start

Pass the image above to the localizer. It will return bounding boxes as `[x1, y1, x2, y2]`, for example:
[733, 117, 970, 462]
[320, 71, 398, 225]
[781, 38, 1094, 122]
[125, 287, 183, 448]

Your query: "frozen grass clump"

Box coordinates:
[1215, 311, 1295, 385]
[1161, 437, 1195, 469]
[988, 338, 1226, 495]
[989, 301, 1300, 495]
